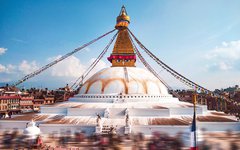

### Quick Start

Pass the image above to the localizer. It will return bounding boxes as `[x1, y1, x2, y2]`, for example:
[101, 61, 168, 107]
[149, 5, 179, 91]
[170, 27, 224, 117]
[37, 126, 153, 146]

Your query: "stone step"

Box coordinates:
[101, 125, 118, 135]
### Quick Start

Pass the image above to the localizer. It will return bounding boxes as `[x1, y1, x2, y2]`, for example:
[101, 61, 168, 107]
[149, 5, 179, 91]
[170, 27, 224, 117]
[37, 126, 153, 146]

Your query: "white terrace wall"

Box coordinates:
[67, 108, 105, 116]
[40, 107, 67, 115]
[128, 108, 170, 117]
[0, 120, 28, 131]
[39, 124, 95, 136]
[108, 108, 125, 118]
[198, 122, 240, 131]
[131, 125, 189, 136]
[1, 121, 239, 137]
[169, 107, 203, 116]
[0, 120, 43, 131]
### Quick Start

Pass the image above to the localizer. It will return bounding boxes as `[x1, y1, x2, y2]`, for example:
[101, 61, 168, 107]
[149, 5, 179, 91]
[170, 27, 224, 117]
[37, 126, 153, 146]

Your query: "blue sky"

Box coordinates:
[0, 0, 240, 90]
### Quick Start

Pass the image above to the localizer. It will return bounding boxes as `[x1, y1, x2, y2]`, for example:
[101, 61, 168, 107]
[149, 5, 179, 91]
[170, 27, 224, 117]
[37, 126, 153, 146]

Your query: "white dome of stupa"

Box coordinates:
[79, 67, 170, 95]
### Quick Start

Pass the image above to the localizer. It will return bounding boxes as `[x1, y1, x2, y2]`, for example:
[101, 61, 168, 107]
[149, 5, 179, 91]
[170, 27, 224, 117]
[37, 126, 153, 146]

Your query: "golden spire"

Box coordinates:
[115, 5, 130, 29]
[108, 6, 136, 67]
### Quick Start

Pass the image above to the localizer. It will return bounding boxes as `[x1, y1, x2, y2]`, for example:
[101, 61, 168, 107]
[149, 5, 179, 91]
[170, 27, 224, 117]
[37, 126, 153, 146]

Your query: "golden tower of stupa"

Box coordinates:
[107, 6, 136, 67]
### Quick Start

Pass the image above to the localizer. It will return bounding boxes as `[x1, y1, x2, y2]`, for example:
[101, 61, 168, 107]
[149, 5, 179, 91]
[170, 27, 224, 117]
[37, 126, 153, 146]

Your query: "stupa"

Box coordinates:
[38, 6, 239, 135]
[23, 120, 41, 139]
[0, 6, 239, 138]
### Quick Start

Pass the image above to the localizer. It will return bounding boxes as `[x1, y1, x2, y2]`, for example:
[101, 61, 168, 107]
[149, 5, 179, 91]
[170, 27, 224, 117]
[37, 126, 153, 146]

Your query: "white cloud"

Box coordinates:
[47, 55, 107, 78]
[218, 62, 233, 71]
[11, 38, 27, 44]
[85, 58, 107, 78]
[0, 64, 6, 72]
[48, 55, 86, 77]
[6, 64, 15, 73]
[206, 62, 233, 71]
[205, 40, 240, 71]
[218, 62, 233, 70]
[0, 47, 7, 55]
[89, 58, 107, 71]
[84, 47, 91, 52]
[0, 64, 16, 73]
[0, 55, 108, 85]
[18, 60, 38, 74]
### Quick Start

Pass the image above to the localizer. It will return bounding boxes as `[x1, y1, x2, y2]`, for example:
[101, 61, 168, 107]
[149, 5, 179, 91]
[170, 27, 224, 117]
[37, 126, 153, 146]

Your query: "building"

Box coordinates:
[0, 6, 239, 141]
[33, 99, 45, 112]
[44, 95, 55, 105]
[20, 96, 34, 112]
[0, 85, 72, 115]
[0, 93, 21, 117]
[177, 89, 240, 119]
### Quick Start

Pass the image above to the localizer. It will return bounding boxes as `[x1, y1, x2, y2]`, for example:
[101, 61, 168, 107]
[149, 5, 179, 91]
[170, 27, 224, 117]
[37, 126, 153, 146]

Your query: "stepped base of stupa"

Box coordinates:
[1, 94, 239, 137]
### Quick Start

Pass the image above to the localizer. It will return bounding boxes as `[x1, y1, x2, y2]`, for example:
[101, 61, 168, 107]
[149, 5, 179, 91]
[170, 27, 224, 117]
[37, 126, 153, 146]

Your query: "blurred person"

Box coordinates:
[137, 132, 145, 149]
[4, 111, 9, 118]
[8, 111, 12, 118]
[36, 135, 43, 148]
[11, 128, 19, 148]
[199, 140, 211, 150]
[15, 134, 28, 148]
[100, 135, 109, 149]
[81, 131, 86, 142]
[230, 141, 238, 150]
[92, 134, 101, 147]
[59, 129, 66, 146]
[173, 133, 184, 150]
[132, 133, 144, 150]
[170, 137, 183, 150]
[147, 142, 157, 150]
[214, 143, 223, 150]
[49, 131, 57, 139]
[3, 130, 12, 149]
[74, 130, 81, 143]
[147, 136, 157, 150]
[11, 128, 19, 138]
[65, 130, 71, 144]
[111, 134, 122, 149]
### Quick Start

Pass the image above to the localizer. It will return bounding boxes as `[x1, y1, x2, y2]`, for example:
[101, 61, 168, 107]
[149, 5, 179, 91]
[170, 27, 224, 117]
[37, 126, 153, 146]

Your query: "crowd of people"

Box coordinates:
[39, 130, 187, 149]
[1, 129, 44, 149]
[1, 128, 239, 149]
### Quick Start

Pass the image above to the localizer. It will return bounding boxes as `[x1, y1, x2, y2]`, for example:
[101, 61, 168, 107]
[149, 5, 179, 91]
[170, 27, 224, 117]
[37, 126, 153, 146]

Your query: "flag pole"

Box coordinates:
[191, 91, 198, 150]
[194, 92, 197, 149]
